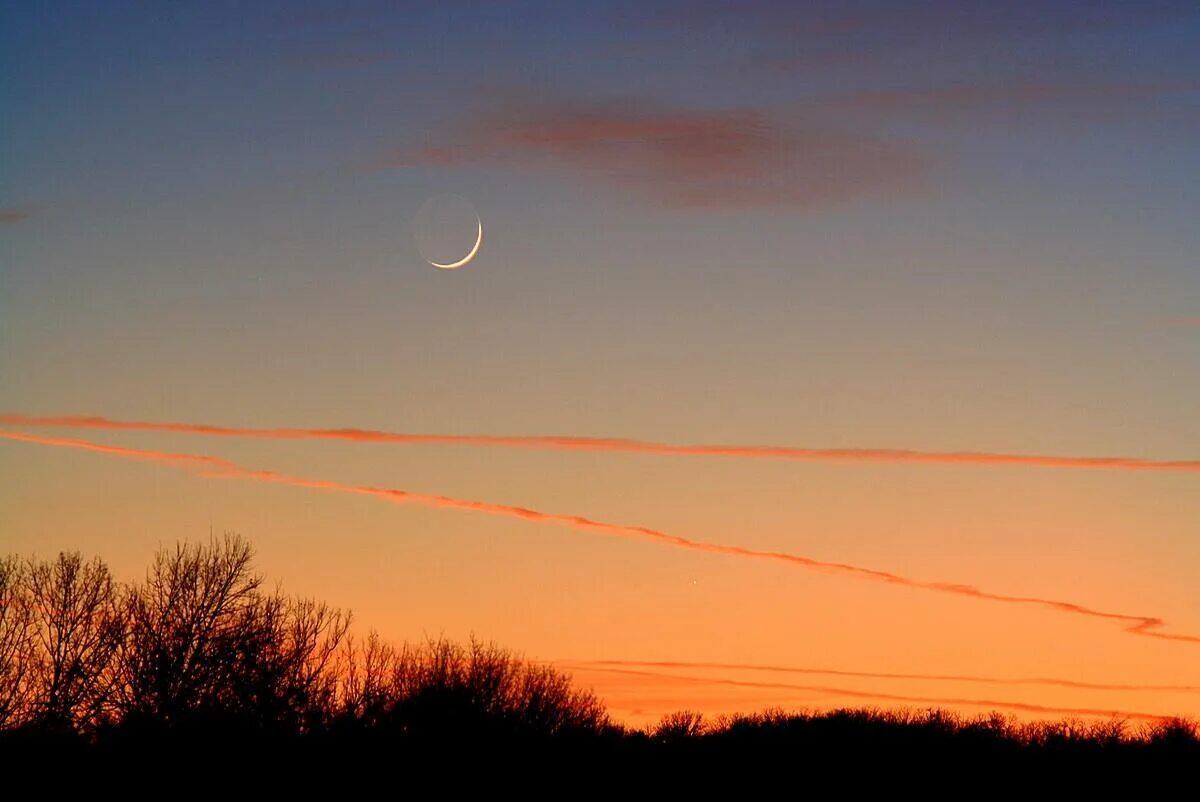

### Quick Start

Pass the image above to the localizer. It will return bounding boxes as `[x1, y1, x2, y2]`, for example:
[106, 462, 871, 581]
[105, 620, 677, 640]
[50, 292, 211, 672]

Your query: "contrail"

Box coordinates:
[3, 413, 1199, 473]
[0, 431, 236, 471]
[563, 659, 1200, 694]
[3, 429, 1198, 645]
[556, 664, 1174, 722]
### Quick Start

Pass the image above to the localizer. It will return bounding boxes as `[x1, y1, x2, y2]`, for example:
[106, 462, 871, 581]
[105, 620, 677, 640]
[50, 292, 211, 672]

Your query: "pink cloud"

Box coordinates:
[5, 413, 1200, 474]
[387, 98, 927, 209]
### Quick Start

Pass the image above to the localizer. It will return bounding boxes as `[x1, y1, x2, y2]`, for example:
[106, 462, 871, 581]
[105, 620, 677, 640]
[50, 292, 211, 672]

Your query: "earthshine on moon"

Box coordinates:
[428, 215, 483, 270]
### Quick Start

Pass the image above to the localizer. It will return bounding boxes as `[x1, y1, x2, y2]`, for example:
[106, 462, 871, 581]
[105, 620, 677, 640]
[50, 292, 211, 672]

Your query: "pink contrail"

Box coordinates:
[558, 664, 1174, 721]
[563, 659, 1200, 694]
[3, 413, 1199, 473]
[0, 431, 236, 471]
[2, 429, 1198, 645]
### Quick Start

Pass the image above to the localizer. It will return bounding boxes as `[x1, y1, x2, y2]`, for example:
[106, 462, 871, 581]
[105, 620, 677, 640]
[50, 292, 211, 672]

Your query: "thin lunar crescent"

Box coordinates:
[428, 216, 483, 269]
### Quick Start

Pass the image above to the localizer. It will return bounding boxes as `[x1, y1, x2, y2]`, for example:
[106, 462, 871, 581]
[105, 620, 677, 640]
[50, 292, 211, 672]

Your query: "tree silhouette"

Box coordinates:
[24, 552, 123, 732]
[117, 535, 262, 725]
[1, 536, 1196, 777]
[0, 556, 33, 728]
[117, 535, 349, 732]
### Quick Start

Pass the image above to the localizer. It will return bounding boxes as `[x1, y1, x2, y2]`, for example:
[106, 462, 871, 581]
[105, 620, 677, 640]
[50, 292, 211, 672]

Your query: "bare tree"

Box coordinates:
[214, 590, 350, 730]
[338, 630, 398, 727]
[25, 552, 124, 730]
[118, 534, 262, 722]
[6, 537, 608, 743]
[273, 595, 350, 729]
[117, 534, 349, 731]
[0, 556, 34, 728]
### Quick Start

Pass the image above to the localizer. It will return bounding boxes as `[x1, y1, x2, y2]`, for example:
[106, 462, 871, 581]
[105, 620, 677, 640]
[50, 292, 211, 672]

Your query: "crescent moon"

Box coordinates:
[428, 216, 483, 270]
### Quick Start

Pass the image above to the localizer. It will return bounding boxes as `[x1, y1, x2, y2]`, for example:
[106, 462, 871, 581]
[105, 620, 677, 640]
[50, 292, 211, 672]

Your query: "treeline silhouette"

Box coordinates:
[1, 536, 1197, 778]
[0, 535, 605, 743]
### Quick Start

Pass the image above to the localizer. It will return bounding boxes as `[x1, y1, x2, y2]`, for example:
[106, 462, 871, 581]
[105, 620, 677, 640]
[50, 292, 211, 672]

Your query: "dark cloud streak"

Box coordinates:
[0, 207, 35, 224]
[386, 98, 927, 209]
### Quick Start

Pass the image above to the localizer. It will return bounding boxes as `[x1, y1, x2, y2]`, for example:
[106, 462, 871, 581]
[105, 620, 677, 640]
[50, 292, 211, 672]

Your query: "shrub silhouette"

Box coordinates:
[335, 634, 610, 740]
[654, 709, 706, 740]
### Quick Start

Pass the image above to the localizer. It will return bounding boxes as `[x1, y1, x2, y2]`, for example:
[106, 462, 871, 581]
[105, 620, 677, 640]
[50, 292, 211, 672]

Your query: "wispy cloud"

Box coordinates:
[0, 430, 233, 471]
[5, 414, 1199, 474]
[554, 664, 1173, 721]
[2, 428, 1198, 646]
[384, 97, 926, 209]
[565, 659, 1200, 694]
[0, 207, 35, 224]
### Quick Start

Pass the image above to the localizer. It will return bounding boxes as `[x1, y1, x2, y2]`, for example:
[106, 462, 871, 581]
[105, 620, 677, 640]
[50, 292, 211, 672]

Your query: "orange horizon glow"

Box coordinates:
[3, 426, 1195, 726]
[561, 659, 1200, 694]
[547, 662, 1175, 722]
[3, 426, 1198, 652]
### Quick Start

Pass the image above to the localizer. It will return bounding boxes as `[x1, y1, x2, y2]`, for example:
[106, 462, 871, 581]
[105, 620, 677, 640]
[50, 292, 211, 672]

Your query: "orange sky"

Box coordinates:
[2, 421, 1197, 727]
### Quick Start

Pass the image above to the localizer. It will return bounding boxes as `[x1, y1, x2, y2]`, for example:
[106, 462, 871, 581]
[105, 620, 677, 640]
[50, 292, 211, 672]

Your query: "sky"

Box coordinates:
[2, 1, 1199, 726]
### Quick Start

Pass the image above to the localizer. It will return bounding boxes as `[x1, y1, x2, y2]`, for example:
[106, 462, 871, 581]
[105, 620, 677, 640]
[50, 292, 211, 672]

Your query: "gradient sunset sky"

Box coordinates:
[2, 1, 1199, 726]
